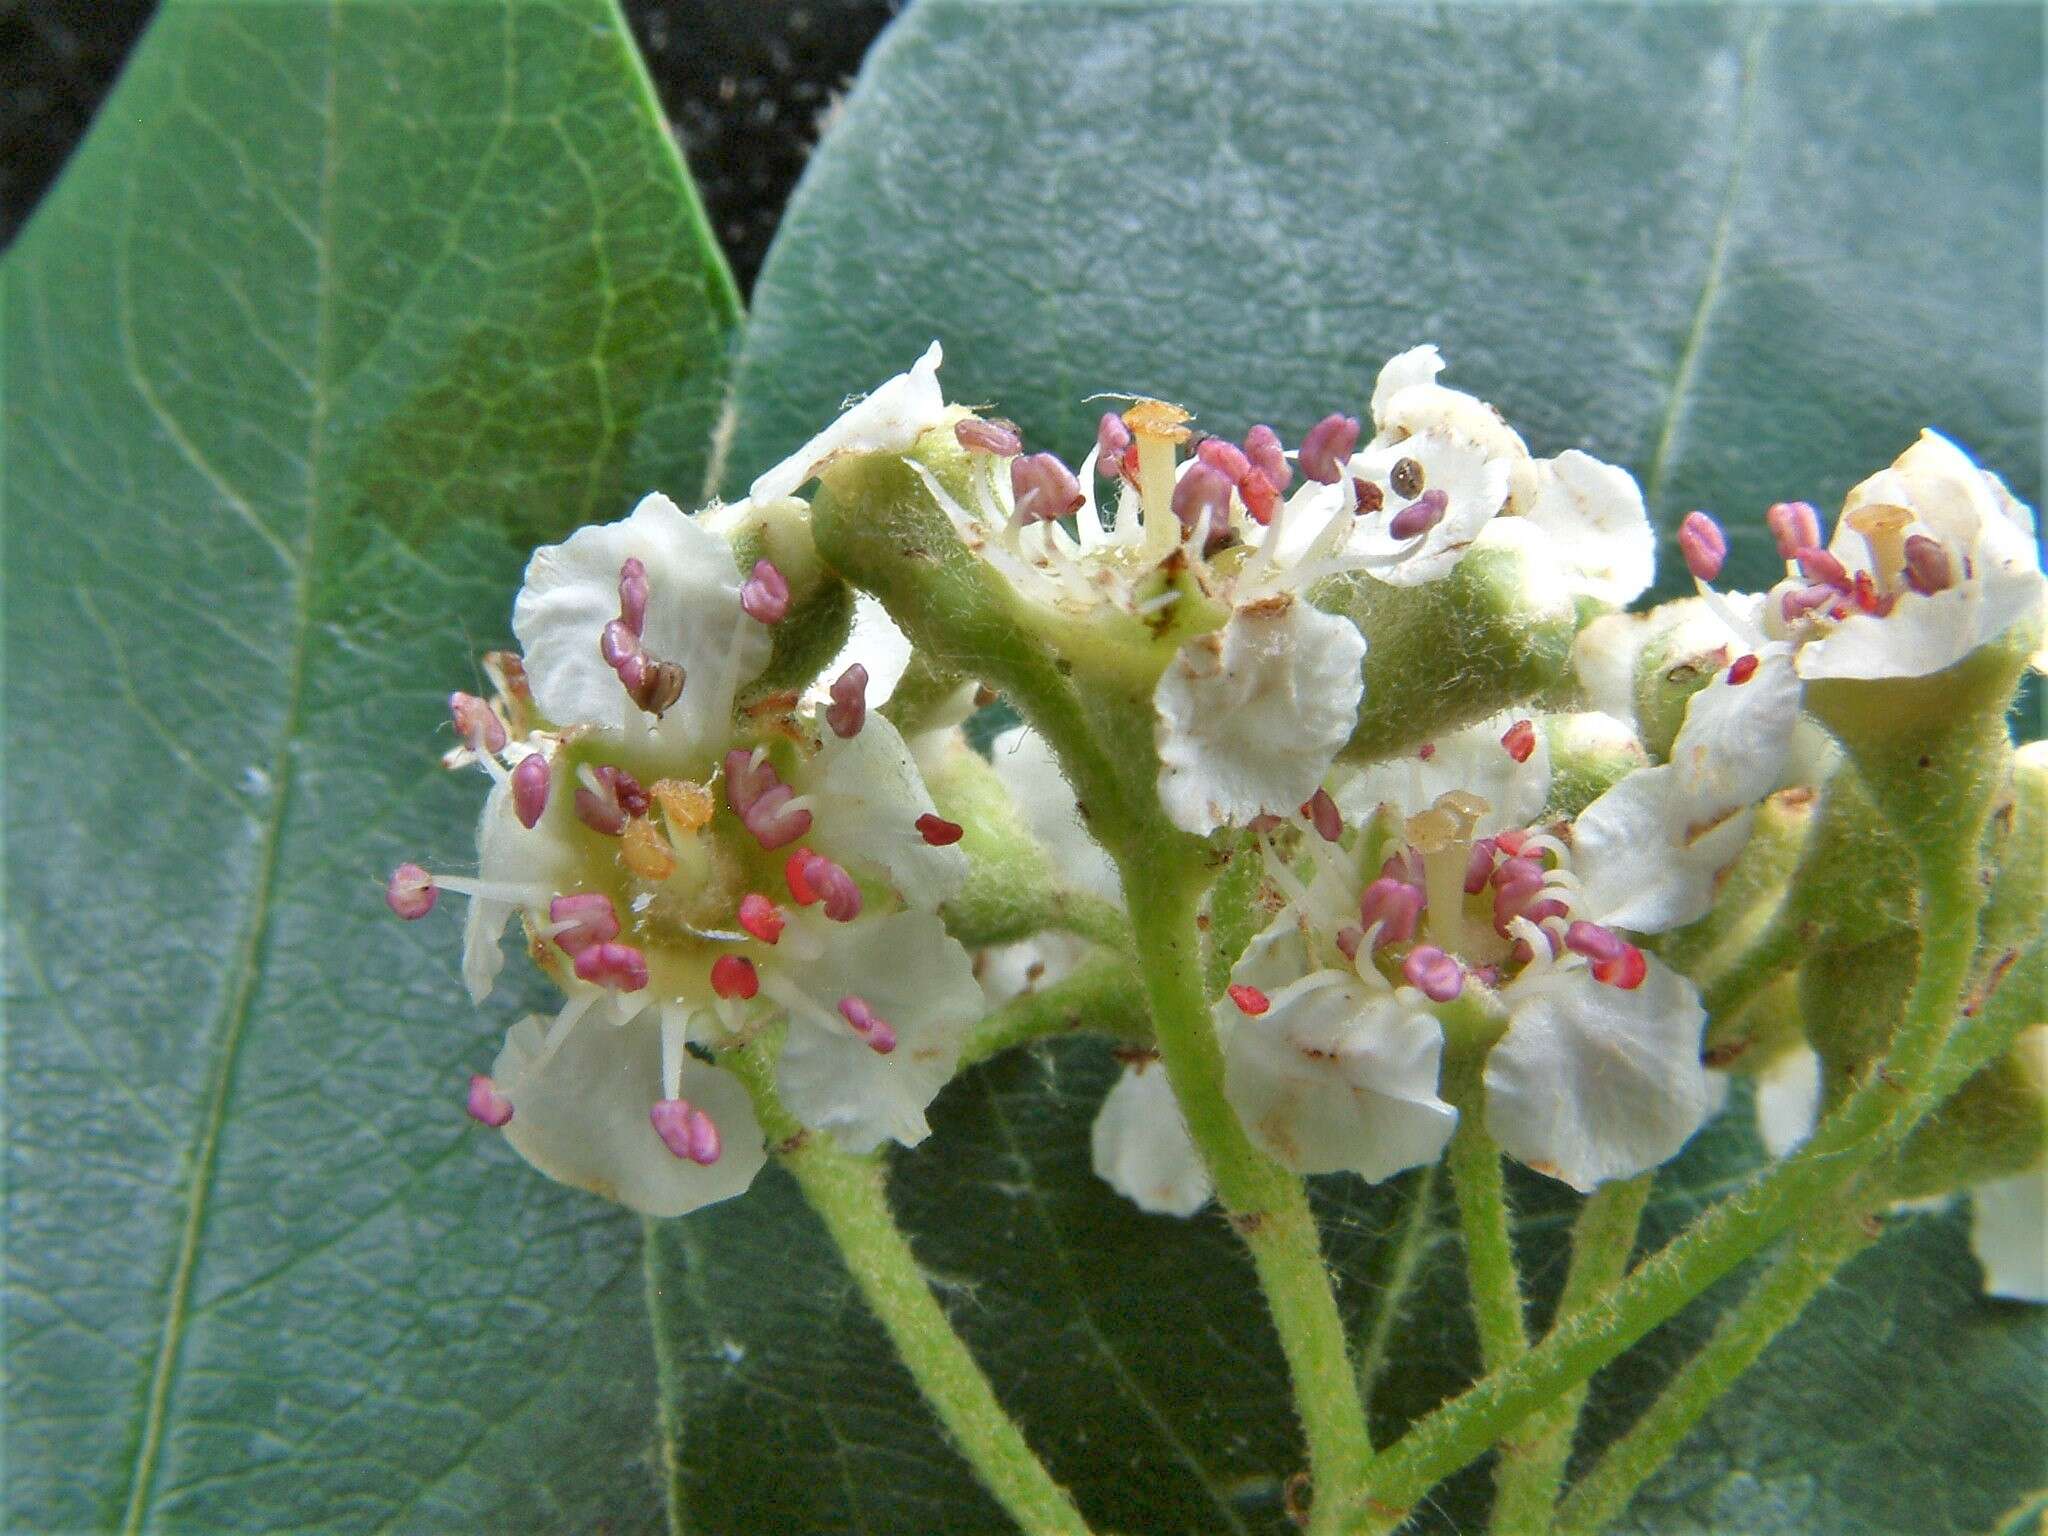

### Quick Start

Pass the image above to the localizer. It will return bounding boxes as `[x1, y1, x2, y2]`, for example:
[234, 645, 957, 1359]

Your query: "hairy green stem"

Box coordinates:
[1488, 1176, 1652, 1535]
[725, 1043, 1091, 1535]
[1552, 1209, 1873, 1534]
[960, 952, 1152, 1068]
[1443, 1057, 1528, 1375]
[1122, 851, 1375, 1532]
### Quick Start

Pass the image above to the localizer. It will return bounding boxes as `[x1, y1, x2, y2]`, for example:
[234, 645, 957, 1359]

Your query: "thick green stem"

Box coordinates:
[1443, 1057, 1528, 1376]
[1346, 865, 1989, 1532]
[726, 1044, 1091, 1536]
[960, 952, 1151, 1068]
[1123, 850, 1375, 1532]
[1552, 1209, 1873, 1535]
[1488, 1176, 1652, 1535]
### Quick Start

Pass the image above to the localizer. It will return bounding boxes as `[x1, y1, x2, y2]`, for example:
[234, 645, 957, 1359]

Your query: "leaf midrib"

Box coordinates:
[116, 7, 340, 1528]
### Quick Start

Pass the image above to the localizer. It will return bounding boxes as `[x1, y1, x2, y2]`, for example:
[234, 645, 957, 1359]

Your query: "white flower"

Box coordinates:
[750, 342, 950, 504]
[1329, 708, 1553, 836]
[1091, 1061, 1214, 1217]
[1572, 598, 1735, 730]
[1154, 596, 1366, 834]
[512, 492, 771, 756]
[804, 711, 970, 909]
[1970, 1168, 2048, 1303]
[1769, 430, 2046, 682]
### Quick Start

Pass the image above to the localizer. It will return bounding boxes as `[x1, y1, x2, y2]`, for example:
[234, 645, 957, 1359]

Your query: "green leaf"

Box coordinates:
[2, 1, 738, 1529]
[655, 3, 2044, 1531]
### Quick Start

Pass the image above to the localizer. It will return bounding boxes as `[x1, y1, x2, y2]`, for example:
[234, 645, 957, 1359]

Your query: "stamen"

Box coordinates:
[465, 1074, 514, 1127]
[740, 560, 791, 624]
[1765, 501, 1822, 561]
[916, 813, 965, 846]
[1243, 424, 1293, 492]
[618, 557, 649, 637]
[1010, 453, 1084, 524]
[1727, 654, 1760, 685]
[784, 849, 820, 905]
[737, 893, 784, 943]
[660, 1006, 687, 1100]
[386, 863, 437, 919]
[1678, 511, 1728, 583]
[1353, 479, 1385, 515]
[511, 752, 550, 829]
[1239, 469, 1280, 525]
[1500, 718, 1536, 763]
[1170, 462, 1233, 541]
[1463, 838, 1499, 895]
[710, 953, 760, 1000]
[1780, 583, 1838, 624]
[449, 692, 508, 755]
[826, 664, 869, 739]
[573, 941, 650, 992]
[1563, 920, 1627, 964]
[574, 763, 646, 836]
[1228, 983, 1272, 1016]
[1096, 411, 1133, 475]
[1796, 546, 1850, 589]
[1358, 877, 1424, 948]
[955, 417, 1023, 457]
[1299, 413, 1360, 484]
[1591, 942, 1648, 990]
[837, 995, 898, 1054]
[484, 650, 531, 705]
[1902, 533, 1955, 595]
[1197, 437, 1251, 483]
[1402, 946, 1464, 1003]
[1388, 487, 1449, 540]
[650, 1099, 723, 1165]
[724, 749, 812, 849]
[1302, 788, 1343, 842]
[549, 892, 620, 956]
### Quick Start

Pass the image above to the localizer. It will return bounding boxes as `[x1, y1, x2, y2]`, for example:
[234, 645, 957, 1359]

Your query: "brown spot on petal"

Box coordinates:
[1240, 592, 1295, 619]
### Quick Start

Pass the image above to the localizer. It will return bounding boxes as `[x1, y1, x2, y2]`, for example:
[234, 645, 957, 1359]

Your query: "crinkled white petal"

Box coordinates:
[1372, 375, 1529, 467]
[493, 1011, 766, 1218]
[750, 342, 948, 503]
[988, 724, 1122, 907]
[772, 910, 982, 1153]
[1221, 961, 1456, 1181]
[1571, 764, 1755, 933]
[1091, 1063, 1214, 1217]
[1348, 431, 1512, 586]
[1154, 599, 1367, 834]
[1370, 344, 1446, 419]
[512, 493, 768, 756]
[1330, 709, 1552, 834]
[1754, 1044, 1822, 1158]
[1516, 450, 1655, 606]
[1486, 959, 1710, 1191]
[1666, 648, 1803, 812]
[1970, 1168, 2048, 1303]
[805, 712, 969, 908]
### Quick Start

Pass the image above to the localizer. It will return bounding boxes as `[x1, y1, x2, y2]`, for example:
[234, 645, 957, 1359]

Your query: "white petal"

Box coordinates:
[1754, 1044, 1822, 1158]
[512, 493, 768, 757]
[466, 763, 580, 1002]
[1971, 1169, 2048, 1303]
[493, 1011, 766, 1218]
[1665, 648, 1803, 812]
[1091, 1063, 1213, 1217]
[814, 593, 915, 710]
[750, 343, 948, 503]
[1222, 972, 1456, 1180]
[805, 712, 970, 908]
[988, 724, 1122, 907]
[1486, 959, 1710, 1191]
[1154, 600, 1367, 834]
[1372, 374, 1529, 465]
[975, 932, 1091, 1008]
[1370, 344, 1445, 419]
[1348, 431, 1512, 586]
[1516, 451, 1655, 606]
[1571, 764, 1755, 933]
[1330, 708, 1552, 834]
[772, 910, 982, 1153]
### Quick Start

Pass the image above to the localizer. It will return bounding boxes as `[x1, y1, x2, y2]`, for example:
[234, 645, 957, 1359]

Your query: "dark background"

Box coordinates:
[1, 0, 901, 290]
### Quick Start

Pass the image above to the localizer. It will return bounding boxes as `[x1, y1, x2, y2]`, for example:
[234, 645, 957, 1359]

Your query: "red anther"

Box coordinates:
[618, 557, 649, 637]
[607, 767, 649, 817]
[466, 1074, 514, 1127]
[1243, 424, 1293, 492]
[740, 560, 792, 624]
[550, 892, 620, 956]
[1388, 487, 1450, 540]
[1727, 653, 1761, 686]
[511, 752, 550, 829]
[1850, 569, 1893, 615]
[576, 763, 648, 836]
[650, 1099, 723, 1165]
[1299, 412, 1360, 484]
[1902, 534, 1955, 595]
[955, 416, 1023, 457]
[386, 863, 437, 919]
[1096, 410, 1133, 471]
[1464, 839, 1498, 895]
[1334, 925, 1366, 960]
[449, 692, 508, 755]
[710, 953, 760, 1000]
[1353, 478, 1385, 515]
[1239, 468, 1280, 525]
[1170, 462, 1234, 537]
[784, 849, 821, 906]
[1303, 788, 1343, 843]
[1197, 436, 1251, 484]
[1765, 501, 1823, 561]
[1501, 718, 1537, 763]
[1494, 828, 1528, 856]
[1563, 920, 1628, 964]
[1358, 877, 1425, 947]
[1678, 511, 1728, 583]
[1010, 452, 1085, 522]
[803, 855, 862, 922]
[1228, 983, 1272, 1016]
[574, 941, 650, 992]
[737, 892, 784, 944]
[1795, 546, 1850, 589]
[837, 995, 898, 1054]
[1119, 441, 1141, 480]
[1402, 946, 1465, 1003]
[574, 785, 627, 836]
[1416, 740, 1435, 761]
[916, 813, 965, 846]
[1592, 943, 1648, 990]
[826, 663, 869, 739]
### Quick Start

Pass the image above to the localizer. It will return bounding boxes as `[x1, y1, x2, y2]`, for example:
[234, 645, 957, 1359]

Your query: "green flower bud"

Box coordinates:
[1539, 710, 1649, 820]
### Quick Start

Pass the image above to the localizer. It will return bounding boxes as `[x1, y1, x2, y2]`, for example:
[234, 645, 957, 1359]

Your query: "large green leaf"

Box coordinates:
[2, 2, 738, 1529]
[655, 3, 2045, 1531]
